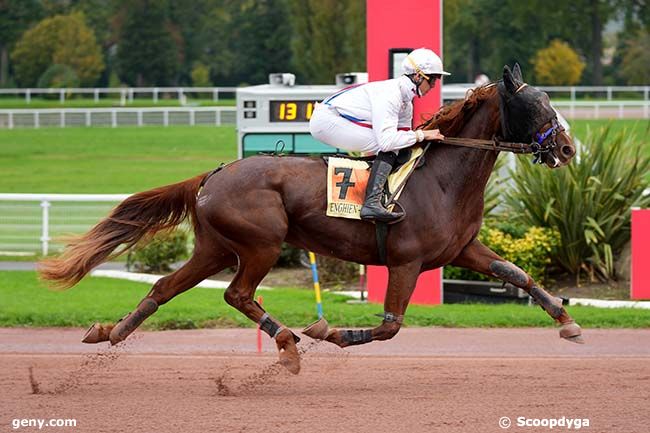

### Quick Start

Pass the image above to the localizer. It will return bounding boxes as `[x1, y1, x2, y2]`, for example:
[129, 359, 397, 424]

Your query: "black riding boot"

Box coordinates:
[360, 152, 404, 224]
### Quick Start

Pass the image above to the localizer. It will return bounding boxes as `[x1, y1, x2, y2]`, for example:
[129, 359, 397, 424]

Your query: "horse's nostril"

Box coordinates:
[561, 145, 575, 157]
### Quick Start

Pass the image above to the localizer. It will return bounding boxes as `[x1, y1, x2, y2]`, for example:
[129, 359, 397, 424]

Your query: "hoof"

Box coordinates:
[276, 329, 301, 375]
[82, 323, 112, 344]
[279, 348, 301, 375]
[302, 317, 330, 340]
[564, 335, 585, 344]
[559, 321, 585, 344]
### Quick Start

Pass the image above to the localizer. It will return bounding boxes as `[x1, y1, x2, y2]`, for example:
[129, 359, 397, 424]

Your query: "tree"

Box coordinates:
[443, 0, 627, 85]
[168, 0, 220, 85]
[229, 0, 292, 84]
[0, 0, 43, 86]
[619, 29, 650, 84]
[532, 40, 586, 85]
[558, 0, 618, 85]
[200, 1, 236, 83]
[191, 62, 211, 86]
[443, 0, 565, 84]
[196, 0, 293, 86]
[116, 0, 180, 86]
[11, 12, 104, 87]
[288, 0, 365, 84]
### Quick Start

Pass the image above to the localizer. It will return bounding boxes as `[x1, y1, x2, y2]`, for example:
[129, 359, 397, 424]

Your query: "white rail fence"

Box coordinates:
[0, 107, 236, 128]
[552, 100, 650, 119]
[0, 101, 645, 130]
[538, 85, 650, 101]
[0, 194, 129, 256]
[2, 188, 648, 257]
[0, 85, 648, 104]
[0, 87, 237, 105]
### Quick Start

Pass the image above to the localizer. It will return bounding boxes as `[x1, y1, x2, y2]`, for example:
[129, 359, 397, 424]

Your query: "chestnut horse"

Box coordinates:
[40, 65, 582, 375]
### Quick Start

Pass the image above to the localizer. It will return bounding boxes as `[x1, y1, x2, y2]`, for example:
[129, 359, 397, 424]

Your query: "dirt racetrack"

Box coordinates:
[1, 327, 649, 433]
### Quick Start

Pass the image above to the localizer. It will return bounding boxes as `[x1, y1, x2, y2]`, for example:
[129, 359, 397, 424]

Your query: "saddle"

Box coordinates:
[325, 146, 426, 220]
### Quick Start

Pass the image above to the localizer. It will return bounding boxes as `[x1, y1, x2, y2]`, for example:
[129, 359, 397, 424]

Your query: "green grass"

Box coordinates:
[1, 271, 649, 329]
[0, 126, 237, 193]
[0, 120, 646, 194]
[570, 120, 650, 183]
[570, 119, 650, 151]
[0, 97, 235, 109]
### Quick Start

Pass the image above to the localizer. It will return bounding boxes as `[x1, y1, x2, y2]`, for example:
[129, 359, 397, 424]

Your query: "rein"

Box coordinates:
[435, 117, 564, 164]
[437, 136, 532, 154]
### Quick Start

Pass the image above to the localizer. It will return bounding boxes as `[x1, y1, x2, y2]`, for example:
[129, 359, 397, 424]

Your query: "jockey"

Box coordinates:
[309, 48, 449, 224]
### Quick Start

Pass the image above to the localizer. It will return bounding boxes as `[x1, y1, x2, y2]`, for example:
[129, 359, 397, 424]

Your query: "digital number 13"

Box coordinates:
[279, 103, 297, 120]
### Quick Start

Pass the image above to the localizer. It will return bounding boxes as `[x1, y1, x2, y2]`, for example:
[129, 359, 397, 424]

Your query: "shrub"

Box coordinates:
[531, 39, 585, 85]
[191, 62, 211, 86]
[276, 243, 305, 268]
[316, 256, 358, 287]
[127, 230, 188, 273]
[504, 126, 650, 282]
[37, 64, 79, 89]
[275, 245, 357, 287]
[444, 224, 559, 285]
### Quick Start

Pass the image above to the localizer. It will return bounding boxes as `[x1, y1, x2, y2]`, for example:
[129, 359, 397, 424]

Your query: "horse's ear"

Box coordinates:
[512, 63, 523, 82]
[502, 65, 518, 94]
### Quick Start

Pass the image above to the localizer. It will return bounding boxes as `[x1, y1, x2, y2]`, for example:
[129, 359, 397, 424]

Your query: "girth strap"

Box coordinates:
[375, 222, 388, 265]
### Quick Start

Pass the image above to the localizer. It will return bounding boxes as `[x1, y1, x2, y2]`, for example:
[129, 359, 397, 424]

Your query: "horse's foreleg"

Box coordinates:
[82, 248, 236, 345]
[451, 238, 584, 343]
[223, 248, 302, 374]
[304, 261, 421, 348]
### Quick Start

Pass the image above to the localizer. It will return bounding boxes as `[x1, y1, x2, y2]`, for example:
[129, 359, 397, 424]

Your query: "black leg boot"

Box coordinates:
[360, 152, 404, 224]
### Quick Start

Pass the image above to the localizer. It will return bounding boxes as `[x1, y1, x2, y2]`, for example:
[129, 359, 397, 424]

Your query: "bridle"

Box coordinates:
[420, 82, 565, 166]
[530, 117, 564, 166]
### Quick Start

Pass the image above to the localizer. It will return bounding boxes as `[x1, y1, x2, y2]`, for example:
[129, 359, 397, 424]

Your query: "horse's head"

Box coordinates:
[498, 64, 576, 168]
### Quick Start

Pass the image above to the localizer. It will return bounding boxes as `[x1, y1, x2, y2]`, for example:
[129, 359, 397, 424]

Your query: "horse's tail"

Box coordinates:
[38, 172, 208, 289]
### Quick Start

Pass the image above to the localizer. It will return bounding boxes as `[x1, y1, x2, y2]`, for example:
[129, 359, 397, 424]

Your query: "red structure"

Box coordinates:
[631, 209, 650, 300]
[365, 0, 443, 305]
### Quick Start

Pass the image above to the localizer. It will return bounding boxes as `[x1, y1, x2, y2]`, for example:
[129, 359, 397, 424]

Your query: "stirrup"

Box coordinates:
[360, 200, 405, 224]
[360, 208, 403, 224]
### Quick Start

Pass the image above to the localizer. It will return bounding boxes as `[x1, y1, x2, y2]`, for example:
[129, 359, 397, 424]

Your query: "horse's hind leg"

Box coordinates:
[305, 261, 421, 348]
[223, 246, 302, 374]
[450, 238, 584, 343]
[82, 244, 236, 344]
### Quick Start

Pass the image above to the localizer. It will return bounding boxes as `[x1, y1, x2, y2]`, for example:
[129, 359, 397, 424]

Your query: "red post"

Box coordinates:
[631, 209, 650, 300]
[365, 0, 444, 305]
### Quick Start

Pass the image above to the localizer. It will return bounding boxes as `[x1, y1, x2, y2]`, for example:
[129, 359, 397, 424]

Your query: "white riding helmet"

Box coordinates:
[401, 48, 450, 78]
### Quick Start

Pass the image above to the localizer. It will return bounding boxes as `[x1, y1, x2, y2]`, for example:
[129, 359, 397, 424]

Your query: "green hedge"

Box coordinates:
[444, 221, 559, 285]
[127, 230, 188, 273]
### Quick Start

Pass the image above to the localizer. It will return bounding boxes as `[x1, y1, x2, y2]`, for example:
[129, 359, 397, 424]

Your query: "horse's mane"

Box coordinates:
[420, 84, 498, 136]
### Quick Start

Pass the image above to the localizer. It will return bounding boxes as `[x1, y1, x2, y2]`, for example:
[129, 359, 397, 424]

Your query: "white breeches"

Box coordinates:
[309, 103, 383, 154]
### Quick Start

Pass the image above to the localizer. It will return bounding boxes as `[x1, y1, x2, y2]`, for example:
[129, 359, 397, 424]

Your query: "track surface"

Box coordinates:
[2, 327, 649, 433]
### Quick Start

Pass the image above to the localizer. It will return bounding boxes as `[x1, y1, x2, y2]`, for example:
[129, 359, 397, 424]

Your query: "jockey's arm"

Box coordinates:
[370, 93, 444, 151]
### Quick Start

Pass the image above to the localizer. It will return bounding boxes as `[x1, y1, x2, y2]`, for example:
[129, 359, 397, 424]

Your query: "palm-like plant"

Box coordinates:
[484, 153, 507, 216]
[505, 125, 649, 283]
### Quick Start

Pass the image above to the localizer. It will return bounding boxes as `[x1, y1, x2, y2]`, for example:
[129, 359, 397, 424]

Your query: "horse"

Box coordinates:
[39, 64, 581, 375]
